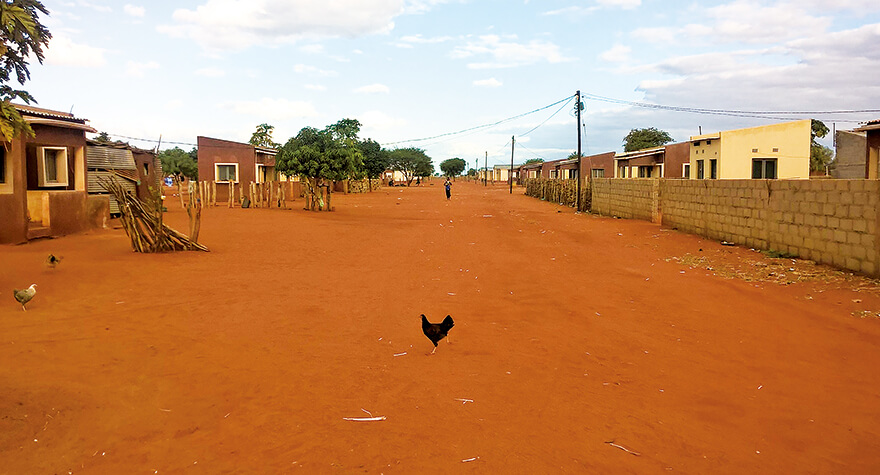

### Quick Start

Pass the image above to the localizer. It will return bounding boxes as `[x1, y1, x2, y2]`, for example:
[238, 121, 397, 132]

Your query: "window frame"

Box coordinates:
[37, 146, 69, 187]
[683, 163, 691, 179]
[752, 159, 777, 179]
[215, 163, 239, 183]
[709, 159, 718, 179]
[696, 159, 705, 179]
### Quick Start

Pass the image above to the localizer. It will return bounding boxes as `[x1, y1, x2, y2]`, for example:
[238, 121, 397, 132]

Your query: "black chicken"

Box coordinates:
[421, 314, 454, 355]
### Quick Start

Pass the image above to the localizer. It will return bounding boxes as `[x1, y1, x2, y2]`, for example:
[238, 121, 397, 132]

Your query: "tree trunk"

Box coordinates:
[176, 176, 185, 210]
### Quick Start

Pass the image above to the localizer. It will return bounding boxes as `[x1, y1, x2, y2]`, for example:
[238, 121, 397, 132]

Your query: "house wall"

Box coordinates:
[867, 130, 880, 180]
[132, 150, 160, 200]
[834, 130, 867, 179]
[690, 138, 721, 178]
[582, 152, 615, 178]
[585, 178, 880, 276]
[198, 136, 258, 202]
[664, 142, 691, 178]
[25, 125, 86, 191]
[693, 120, 811, 179]
[0, 137, 27, 243]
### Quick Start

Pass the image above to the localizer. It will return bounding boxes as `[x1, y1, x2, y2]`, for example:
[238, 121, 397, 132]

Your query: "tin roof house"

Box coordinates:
[0, 104, 106, 244]
[86, 140, 162, 215]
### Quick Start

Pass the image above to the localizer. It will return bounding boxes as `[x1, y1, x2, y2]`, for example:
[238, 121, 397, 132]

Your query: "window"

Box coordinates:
[592, 169, 604, 178]
[683, 163, 691, 178]
[638, 166, 653, 178]
[696, 160, 705, 179]
[568, 169, 578, 179]
[752, 159, 777, 179]
[694, 141, 701, 146]
[143, 162, 150, 176]
[37, 146, 69, 187]
[215, 163, 238, 182]
[706, 140, 712, 145]
[617, 165, 626, 178]
[0, 147, 5, 184]
[710, 159, 717, 179]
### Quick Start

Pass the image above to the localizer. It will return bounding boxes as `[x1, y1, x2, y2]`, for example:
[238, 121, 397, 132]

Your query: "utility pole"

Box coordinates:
[475, 158, 478, 182]
[576, 90, 583, 211]
[510, 135, 515, 194]
[484, 151, 488, 186]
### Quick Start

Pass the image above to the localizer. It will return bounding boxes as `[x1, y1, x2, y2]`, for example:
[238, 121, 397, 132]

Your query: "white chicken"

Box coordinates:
[13, 284, 37, 311]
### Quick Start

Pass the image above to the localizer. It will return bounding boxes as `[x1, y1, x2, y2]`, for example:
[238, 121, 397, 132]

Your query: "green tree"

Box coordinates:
[93, 131, 112, 143]
[249, 123, 279, 148]
[158, 147, 198, 182]
[622, 127, 673, 152]
[467, 168, 476, 177]
[810, 119, 833, 172]
[388, 147, 433, 185]
[275, 119, 363, 211]
[0, 0, 51, 142]
[439, 157, 466, 177]
[525, 158, 544, 164]
[358, 138, 388, 191]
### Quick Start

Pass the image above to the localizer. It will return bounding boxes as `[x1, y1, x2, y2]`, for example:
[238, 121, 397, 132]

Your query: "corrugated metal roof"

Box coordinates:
[87, 146, 137, 170]
[88, 171, 136, 214]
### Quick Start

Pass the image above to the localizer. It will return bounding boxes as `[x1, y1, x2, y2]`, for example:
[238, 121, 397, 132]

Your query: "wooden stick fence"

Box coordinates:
[100, 176, 209, 253]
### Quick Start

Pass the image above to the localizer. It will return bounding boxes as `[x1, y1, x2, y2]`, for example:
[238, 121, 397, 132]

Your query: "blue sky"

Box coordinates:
[28, 0, 880, 167]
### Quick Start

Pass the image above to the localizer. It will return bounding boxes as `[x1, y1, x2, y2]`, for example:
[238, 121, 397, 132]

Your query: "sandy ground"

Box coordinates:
[2, 181, 880, 474]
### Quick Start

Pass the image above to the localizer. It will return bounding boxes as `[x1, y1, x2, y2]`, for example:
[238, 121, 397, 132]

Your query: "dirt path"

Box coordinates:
[2, 181, 879, 474]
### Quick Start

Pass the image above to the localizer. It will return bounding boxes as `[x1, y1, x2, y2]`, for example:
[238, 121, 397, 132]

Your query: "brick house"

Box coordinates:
[197, 136, 278, 202]
[1, 104, 106, 244]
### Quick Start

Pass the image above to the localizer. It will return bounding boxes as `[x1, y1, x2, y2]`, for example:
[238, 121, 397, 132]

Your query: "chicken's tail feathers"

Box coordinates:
[441, 315, 454, 331]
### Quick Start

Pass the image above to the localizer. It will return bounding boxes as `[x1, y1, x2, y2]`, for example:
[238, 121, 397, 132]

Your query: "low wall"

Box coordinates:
[47, 191, 90, 237]
[660, 179, 879, 275]
[523, 178, 590, 211]
[0, 193, 27, 244]
[87, 195, 110, 229]
[592, 178, 660, 223]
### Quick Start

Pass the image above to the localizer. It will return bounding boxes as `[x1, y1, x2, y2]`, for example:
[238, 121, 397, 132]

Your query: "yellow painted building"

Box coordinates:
[689, 119, 811, 179]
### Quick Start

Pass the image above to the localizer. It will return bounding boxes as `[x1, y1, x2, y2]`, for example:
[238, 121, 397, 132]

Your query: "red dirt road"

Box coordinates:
[2, 181, 880, 474]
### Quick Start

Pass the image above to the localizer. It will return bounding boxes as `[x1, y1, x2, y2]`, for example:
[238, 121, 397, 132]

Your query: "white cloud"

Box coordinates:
[354, 84, 391, 94]
[158, 0, 411, 52]
[222, 98, 319, 120]
[632, 1, 831, 45]
[398, 34, 453, 45]
[299, 44, 325, 54]
[451, 35, 574, 69]
[474, 78, 503, 87]
[123, 4, 145, 17]
[125, 60, 160, 77]
[304, 84, 327, 91]
[43, 35, 106, 67]
[293, 64, 337, 77]
[599, 44, 631, 63]
[195, 67, 226, 77]
[596, 0, 641, 9]
[78, 1, 112, 13]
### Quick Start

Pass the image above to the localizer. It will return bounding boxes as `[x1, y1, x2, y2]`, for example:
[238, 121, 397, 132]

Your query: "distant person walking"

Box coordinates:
[444, 178, 452, 200]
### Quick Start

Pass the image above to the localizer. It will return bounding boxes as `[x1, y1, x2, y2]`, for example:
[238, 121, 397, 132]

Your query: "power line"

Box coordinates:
[381, 95, 575, 147]
[518, 96, 574, 137]
[581, 92, 878, 122]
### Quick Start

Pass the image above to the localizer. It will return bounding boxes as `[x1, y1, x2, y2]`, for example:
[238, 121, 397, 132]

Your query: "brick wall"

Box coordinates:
[592, 178, 660, 223]
[588, 179, 880, 276]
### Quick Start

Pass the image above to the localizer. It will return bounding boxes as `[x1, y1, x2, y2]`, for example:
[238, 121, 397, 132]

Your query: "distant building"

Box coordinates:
[853, 119, 880, 179]
[688, 119, 811, 179]
[613, 142, 690, 178]
[833, 130, 867, 179]
[197, 136, 277, 201]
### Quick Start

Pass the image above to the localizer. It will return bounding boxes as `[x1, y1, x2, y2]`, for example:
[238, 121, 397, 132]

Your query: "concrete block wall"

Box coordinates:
[592, 178, 880, 276]
[592, 178, 660, 223]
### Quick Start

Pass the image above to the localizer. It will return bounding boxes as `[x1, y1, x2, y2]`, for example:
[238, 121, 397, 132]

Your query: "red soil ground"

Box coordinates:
[2, 181, 879, 474]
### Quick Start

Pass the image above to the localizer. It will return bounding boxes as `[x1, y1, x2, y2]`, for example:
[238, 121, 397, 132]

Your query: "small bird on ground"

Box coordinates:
[13, 284, 37, 311]
[421, 314, 454, 355]
[46, 254, 62, 269]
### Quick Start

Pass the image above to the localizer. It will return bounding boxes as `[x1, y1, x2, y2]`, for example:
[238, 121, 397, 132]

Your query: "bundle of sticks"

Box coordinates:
[100, 176, 209, 253]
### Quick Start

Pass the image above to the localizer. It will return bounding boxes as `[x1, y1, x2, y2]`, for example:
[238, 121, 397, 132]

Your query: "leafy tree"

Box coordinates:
[810, 119, 833, 172]
[467, 168, 476, 177]
[358, 138, 388, 191]
[622, 127, 673, 152]
[93, 131, 112, 143]
[525, 158, 544, 164]
[388, 147, 433, 186]
[275, 119, 363, 211]
[439, 157, 466, 177]
[0, 0, 51, 142]
[249, 123, 279, 148]
[158, 147, 198, 208]
[159, 147, 198, 182]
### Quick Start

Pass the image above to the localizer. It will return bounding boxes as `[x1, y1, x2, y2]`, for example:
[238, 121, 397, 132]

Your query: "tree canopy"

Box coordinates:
[249, 123, 279, 149]
[622, 127, 673, 152]
[525, 158, 544, 164]
[359, 138, 388, 181]
[275, 119, 364, 210]
[158, 147, 198, 181]
[440, 157, 466, 177]
[388, 148, 434, 185]
[0, 0, 52, 142]
[810, 119, 833, 172]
